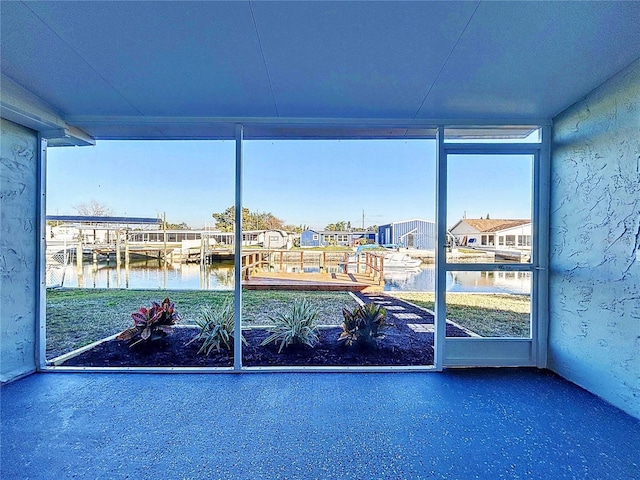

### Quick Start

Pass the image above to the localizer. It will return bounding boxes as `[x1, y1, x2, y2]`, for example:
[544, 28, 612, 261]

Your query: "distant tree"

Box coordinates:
[248, 210, 284, 230]
[486, 213, 490, 219]
[73, 200, 113, 217]
[212, 206, 249, 232]
[212, 206, 284, 231]
[325, 221, 347, 231]
[283, 224, 307, 233]
[165, 222, 190, 230]
[352, 224, 377, 232]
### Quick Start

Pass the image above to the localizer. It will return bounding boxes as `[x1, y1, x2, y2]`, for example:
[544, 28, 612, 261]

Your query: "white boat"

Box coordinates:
[382, 252, 422, 269]
[382, 266, 422, 284]
[343, 245, 422, 272]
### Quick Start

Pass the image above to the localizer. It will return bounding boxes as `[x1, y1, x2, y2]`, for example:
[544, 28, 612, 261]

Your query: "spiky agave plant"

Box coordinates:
[187, 300, 246, 356]
[117, 297, 179, 348]
[261, 297, 320, 353]
[338, 302, 387, 347]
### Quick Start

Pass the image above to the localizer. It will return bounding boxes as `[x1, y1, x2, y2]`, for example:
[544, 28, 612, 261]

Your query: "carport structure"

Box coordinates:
[1, 2, 639, 475]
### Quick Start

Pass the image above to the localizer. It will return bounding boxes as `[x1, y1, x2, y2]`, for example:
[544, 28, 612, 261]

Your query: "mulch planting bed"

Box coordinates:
[61, 294, 470, 367]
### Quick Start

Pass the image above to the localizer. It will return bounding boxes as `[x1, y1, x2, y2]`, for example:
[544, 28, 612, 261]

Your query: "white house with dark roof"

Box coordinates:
[449, 219, 532, 250]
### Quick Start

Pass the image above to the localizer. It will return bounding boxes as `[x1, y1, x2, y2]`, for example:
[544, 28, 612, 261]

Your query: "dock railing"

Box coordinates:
[240, 250, 385, 285]
[341, 251, 385, 285]
[241, 251, 269, 280]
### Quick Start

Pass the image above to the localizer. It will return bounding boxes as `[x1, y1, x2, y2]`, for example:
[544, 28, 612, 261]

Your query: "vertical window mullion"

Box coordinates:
[37, 136, 48, 370]
[434, 126, 447, 370]
[234, 125, 243, 370]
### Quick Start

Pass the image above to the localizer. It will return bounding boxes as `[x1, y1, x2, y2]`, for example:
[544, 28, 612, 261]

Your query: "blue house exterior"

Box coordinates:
[300, 229, 322, 247]
[351, 231, 377, 244]
[300, 230, 377, 247]
[377, 219, 435, 250]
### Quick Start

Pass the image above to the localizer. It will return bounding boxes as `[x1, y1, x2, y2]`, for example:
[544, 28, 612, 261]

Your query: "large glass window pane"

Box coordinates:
[444, 271, 531, 338]
[241, 138, 436, 366]
[446, 154, 533, 264]
[393, 269, 531, 338]
[45, 140, 236, 367]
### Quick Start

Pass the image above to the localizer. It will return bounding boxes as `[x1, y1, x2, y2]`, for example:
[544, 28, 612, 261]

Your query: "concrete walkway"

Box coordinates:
[2, 369, 639, 479]
[353, 291, 474, 337]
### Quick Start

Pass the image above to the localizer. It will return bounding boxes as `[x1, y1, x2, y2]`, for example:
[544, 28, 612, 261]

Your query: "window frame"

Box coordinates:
[39, 123, 549, 373]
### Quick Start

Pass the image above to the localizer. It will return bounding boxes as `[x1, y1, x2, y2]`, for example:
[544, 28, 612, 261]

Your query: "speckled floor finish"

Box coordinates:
[2, 369, 639, 479]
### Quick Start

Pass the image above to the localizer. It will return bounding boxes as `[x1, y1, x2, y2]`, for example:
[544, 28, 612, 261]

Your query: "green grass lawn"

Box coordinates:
[46, 288, 356, 359]
[390, 292, 531, 338]
[46, 288, 531, 360]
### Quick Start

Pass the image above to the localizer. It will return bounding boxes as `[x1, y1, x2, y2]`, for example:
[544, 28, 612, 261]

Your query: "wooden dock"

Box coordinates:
[243, 271, 384, 292]
[240, 250, 386, 292]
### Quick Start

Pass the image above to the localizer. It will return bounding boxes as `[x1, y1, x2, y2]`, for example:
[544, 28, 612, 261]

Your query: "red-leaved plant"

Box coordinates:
[116, 297, 179, 348]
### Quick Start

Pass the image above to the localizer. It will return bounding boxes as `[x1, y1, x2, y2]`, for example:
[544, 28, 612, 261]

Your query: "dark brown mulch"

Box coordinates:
[61, 294, 469, 368]
[61, 327, 436, 367]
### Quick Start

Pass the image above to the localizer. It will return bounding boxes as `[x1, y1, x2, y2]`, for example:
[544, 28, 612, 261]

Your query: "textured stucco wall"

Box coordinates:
[550, 59, 640, 419]
[0, 118, 39, 382]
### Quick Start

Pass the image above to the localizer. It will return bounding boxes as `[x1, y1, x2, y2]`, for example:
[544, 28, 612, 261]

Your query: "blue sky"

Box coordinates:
[46, 140, 532, 229]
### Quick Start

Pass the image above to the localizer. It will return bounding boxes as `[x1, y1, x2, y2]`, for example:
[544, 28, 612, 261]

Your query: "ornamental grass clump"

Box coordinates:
[261, 298, 320, 353]
[188, 300, 246, 355]
[339, 302, 387, 348]
[116, 297, 179, 348]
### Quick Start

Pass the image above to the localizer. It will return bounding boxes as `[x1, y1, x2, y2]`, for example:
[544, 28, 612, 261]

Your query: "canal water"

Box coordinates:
[48, 260, 531, 294]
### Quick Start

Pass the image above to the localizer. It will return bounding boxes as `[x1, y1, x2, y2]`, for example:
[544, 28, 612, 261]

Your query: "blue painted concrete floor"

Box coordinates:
[2, 369, 639, 479]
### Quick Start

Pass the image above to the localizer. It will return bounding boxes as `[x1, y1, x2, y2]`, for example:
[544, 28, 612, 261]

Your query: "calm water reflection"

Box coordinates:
[383, 267, 530, 294]
[49, 261, 530, 294]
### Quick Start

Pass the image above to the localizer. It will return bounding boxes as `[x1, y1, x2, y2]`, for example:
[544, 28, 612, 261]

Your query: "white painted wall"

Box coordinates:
[449, 222, 480, 246]
[495, 224, 532, 249]
[0, 119, 39, 382]
[497, 224, 531, 237]
[261, 230, 288, 249]
[550, 59, 640, 419]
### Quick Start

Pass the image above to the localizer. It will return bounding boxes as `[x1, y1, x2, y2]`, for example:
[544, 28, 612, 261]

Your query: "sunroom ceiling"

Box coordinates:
[1, 1, 639, 140]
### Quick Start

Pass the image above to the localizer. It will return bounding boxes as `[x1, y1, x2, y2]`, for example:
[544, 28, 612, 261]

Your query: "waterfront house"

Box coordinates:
[240, 229, 292, 249]
[259, 229, 293, 249]
[450, 219, 531, 250]
[300, 229, 376, 247]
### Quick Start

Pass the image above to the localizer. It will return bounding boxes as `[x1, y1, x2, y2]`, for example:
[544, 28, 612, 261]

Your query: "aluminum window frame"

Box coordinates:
[435, 126, 550, 369]
[39, 122, 550, 373]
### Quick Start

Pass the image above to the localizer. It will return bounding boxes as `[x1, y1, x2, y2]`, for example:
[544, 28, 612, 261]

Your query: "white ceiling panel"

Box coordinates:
[251, 1, 478, 118]
[0, 2, 141, 116]
[1, 1, 639, 140]
[22, 1, 277, 117]
[420, 1, 640, 119]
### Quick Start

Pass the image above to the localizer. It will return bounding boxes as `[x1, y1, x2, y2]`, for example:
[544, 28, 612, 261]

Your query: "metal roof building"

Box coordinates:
[378, 219, 435, 250]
